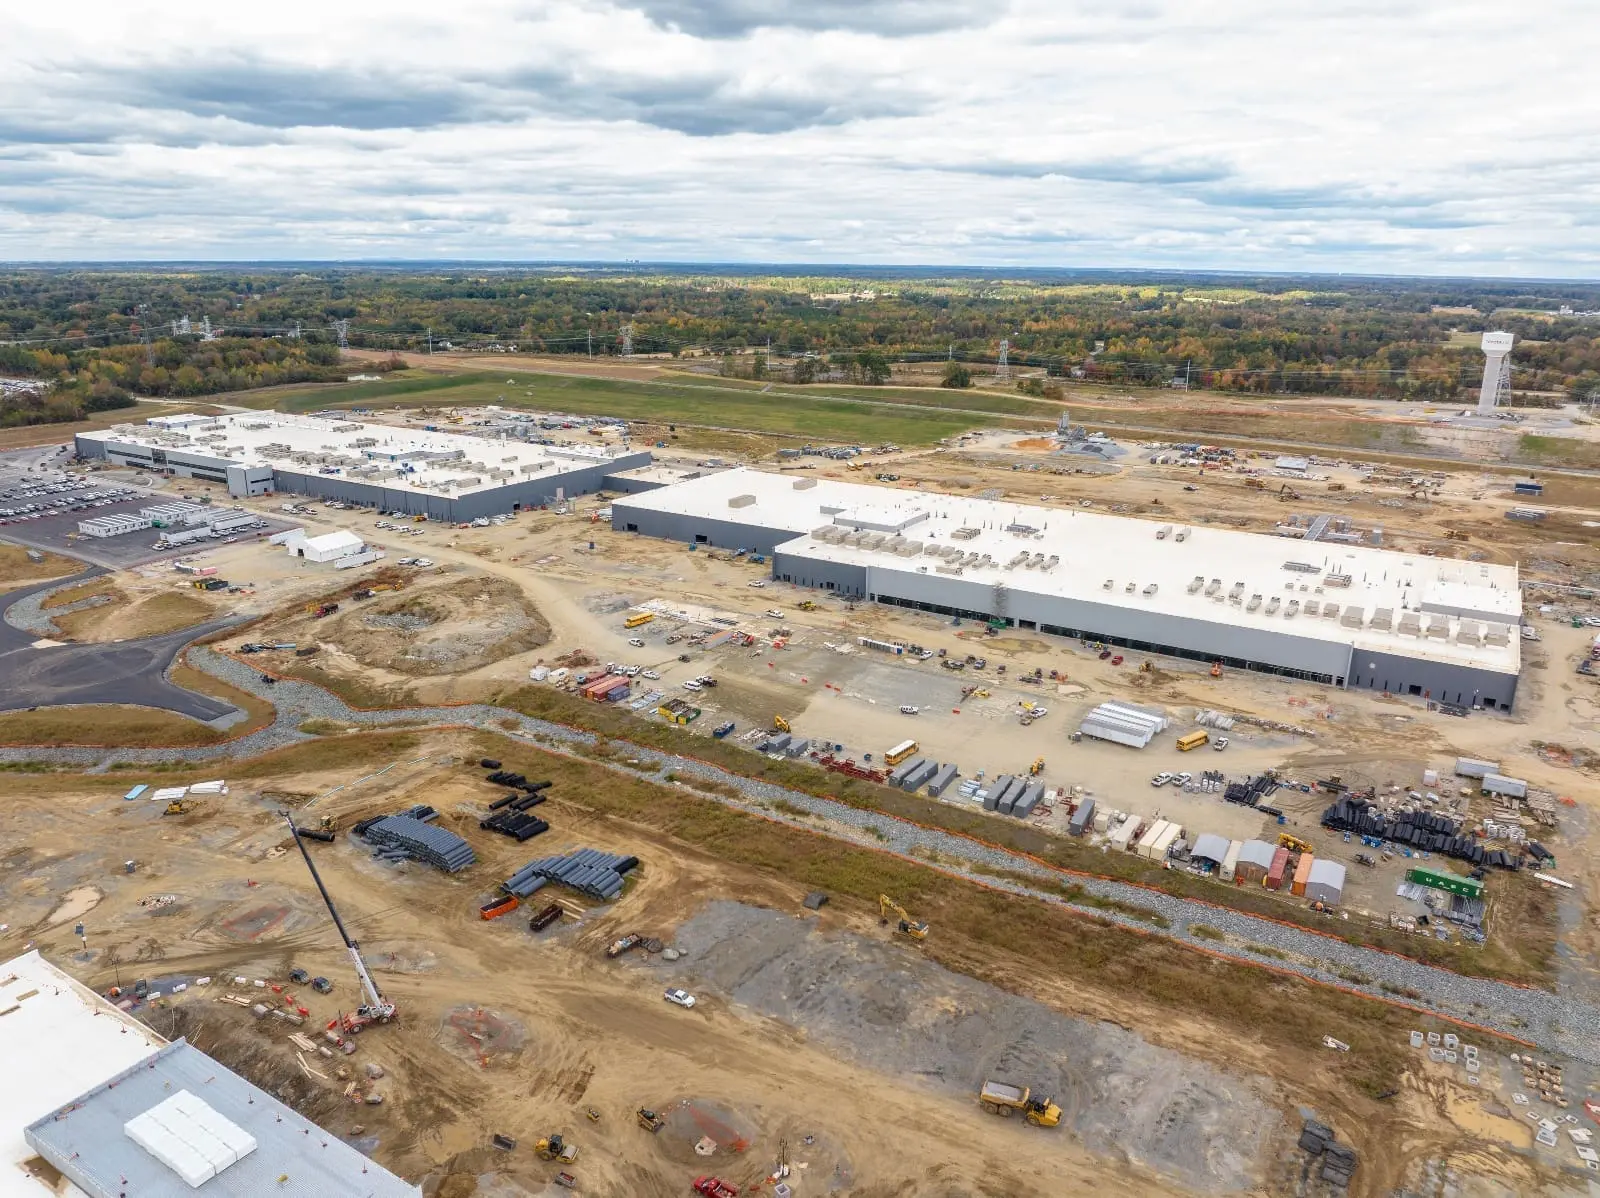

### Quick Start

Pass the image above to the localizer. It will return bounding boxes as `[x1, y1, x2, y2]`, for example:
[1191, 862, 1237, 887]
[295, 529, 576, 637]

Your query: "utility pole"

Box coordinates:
[587, 328, 593, 357]
[426, 327, 433, 355]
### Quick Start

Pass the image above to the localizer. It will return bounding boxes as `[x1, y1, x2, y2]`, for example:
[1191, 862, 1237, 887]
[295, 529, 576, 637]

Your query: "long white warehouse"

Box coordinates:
[75, 411, 651, 523]
[614, 468, 1522, 709]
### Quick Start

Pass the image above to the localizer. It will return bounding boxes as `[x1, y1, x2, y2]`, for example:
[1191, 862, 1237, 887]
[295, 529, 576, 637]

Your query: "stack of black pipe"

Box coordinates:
[1224, 773, 1278, 807]
[1320, 797, 1520, 870]
[360, 813, 476, 872]
[480, 767, 553, 841]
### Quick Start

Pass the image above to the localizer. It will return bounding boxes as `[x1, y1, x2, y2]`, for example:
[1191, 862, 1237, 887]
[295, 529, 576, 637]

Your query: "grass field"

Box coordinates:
[0, 544, 81, 586]
[245, 370, 1037, 445]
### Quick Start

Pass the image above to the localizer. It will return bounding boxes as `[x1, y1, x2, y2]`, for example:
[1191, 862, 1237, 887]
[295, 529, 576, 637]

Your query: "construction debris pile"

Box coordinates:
[355, 806, 476, 873]
[1320, 798, 1521, 870]
[503, 849, 638, 902]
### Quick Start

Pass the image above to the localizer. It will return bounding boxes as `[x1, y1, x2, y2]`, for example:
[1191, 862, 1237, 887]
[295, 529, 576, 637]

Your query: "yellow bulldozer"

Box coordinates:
[773, 714, 791, 733]
[797, 600, 819, 611]
[878, 894, 928, 941]
[979, 1080, 1061, 1127]
[163, 798, 194, 816]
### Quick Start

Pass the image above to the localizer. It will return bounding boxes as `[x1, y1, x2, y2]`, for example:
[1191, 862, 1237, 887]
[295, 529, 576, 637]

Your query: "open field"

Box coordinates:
[0, 401, 222, 450]
[2, 726, 1575, 1197]
[0, 542, 80, 585]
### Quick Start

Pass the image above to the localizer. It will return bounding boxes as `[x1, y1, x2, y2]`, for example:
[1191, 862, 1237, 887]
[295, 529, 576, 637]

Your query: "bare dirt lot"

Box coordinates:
[329, 574, 550, 675]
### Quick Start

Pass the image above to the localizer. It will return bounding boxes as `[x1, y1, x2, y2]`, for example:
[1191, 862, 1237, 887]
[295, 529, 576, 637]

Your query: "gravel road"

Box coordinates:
[3, 646, 1593, 1062]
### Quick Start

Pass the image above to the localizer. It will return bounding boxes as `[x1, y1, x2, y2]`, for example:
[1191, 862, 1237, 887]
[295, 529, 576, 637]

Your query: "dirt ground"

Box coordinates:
[323, 574, 550, 676]
[0, 542, 80, 586]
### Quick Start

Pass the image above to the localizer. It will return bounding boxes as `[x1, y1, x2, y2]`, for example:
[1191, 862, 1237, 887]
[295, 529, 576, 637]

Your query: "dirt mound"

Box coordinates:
[332, 576, 550, 675]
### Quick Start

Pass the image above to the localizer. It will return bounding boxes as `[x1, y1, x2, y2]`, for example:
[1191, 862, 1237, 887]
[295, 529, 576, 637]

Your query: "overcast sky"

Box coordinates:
[3, 1, 1597, 275]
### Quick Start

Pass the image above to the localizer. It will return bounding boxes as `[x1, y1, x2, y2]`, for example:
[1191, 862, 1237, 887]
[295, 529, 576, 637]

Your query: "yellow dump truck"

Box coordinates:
[979, 1081, 1061, 1127]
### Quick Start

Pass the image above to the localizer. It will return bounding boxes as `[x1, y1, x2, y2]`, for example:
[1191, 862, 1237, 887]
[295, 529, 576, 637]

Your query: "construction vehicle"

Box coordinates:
[162, 798, 194, 815]
[1327, 482, 1345, 492]
[773, 714, 791, 733]
[1028, 757, 1045, 776]
[979, 1080, 1062, 1127]
[796, 600, 819, 611]
[1278, 832, 1314, 854]
[1277, 483, 1301, 501]
[1243, 477, 1267, 490]
[284, 816, 397, 1033]
[1210, 661, 1223, 678]
[536, 1134, 579, 1163]
[1445, 529, 1468, 541]
[636, 1108, 665, 1133]
[693, 1179, 740, 1198]
[878, 894, 929, 941]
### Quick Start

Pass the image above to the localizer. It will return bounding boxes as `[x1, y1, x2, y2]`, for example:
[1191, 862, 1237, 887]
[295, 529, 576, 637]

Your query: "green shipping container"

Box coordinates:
[1406, 866, 1483, 899]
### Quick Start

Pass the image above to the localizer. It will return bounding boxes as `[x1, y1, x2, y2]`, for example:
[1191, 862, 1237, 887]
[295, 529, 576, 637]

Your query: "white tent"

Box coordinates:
[282, 529, 365, 563]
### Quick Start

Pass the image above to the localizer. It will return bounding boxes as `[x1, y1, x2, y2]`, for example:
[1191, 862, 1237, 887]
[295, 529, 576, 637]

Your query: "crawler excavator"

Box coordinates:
[878, 894, 929, 941]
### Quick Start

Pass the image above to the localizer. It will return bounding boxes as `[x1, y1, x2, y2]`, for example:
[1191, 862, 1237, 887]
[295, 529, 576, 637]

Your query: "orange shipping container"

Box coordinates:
[1291, 852, 1315, 897]
[1265, 847, 1291, 891]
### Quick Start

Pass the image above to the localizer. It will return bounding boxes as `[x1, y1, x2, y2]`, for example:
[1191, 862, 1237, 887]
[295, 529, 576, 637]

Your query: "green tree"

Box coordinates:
[1569, 372, 1600, 404]
[855, 350, 890, 385]
[941, 361, 972, 389]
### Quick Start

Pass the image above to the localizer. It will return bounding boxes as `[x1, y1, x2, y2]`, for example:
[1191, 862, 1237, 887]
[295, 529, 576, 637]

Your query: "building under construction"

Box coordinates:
[613, 468, 1523, 709]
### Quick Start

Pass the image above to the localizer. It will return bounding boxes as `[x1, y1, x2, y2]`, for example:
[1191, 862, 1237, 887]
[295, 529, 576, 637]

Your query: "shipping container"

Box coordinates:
[903, 759, 939, 791]
[1012, 781, 1045, 818]
[1406, 865, 1484, 899]
[1265, 846, 1291, 890]
[1454, 756, 1500, 779]
[926, 763, 959, 797]
[1136, 819, 1172, 859]
[1291, 852, 1314, 897]
[1151, 823, 1182, 861]
[1108, 816, 1141, 851]
[1481, 773, 1528, 799]
[1068, 797, 1096, 836]
[984, 774, 1015, 812]
[886, 740, 919, 766]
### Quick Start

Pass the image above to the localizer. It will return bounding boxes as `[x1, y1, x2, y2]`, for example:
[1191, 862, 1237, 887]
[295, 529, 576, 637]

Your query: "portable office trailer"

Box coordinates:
[1220, 839, 1243, 882]
[1291, 852, 1315, 897]
[1481, 773, 1528, 799]
[1235, 839, 1275, 884]
[902, 759, 939, 791]
[926, 763, 959, 797]
[1136, 819, 1172, 859]
[1068, 797, 1096, 836]
[1305, 859, 1346, 906]
[785, 737, 811, 758]
[1455, 757, 1500, 779]
[1265, 846, 1291, 890]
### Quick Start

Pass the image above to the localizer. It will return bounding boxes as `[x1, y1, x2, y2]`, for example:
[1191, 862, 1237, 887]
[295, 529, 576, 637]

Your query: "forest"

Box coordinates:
[3, 267, 1599, 412]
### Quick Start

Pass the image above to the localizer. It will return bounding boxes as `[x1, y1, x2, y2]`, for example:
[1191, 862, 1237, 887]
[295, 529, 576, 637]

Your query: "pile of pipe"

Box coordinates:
[357, 806, 476, 873]
[1320, 797, 1520, 870]
[481, 772, 553, 842]
[503, 849, 638, 902]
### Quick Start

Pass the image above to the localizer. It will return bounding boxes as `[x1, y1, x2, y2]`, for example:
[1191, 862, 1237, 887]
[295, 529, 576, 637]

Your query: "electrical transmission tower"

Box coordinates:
[332, 319, 350, 350]
[620, 323, 634, 357]
[996, 338, 1011, 383]
[172, 317, 192, 336]
[137, 305, 155, 366]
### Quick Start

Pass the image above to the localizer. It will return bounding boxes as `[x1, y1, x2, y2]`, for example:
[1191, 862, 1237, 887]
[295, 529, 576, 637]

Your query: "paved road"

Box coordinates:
[0, 570, 243, 723]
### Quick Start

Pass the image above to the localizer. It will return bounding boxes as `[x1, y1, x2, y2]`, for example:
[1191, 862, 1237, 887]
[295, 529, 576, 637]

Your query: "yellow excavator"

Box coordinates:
[1278, 832, 1314, 854]
[878, 894, 929, 941]
[773, 714, 791, 733]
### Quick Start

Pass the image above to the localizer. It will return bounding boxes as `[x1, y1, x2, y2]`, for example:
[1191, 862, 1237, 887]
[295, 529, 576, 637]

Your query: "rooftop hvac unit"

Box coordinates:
[1370, 607, 1394, 631]
[1124, 581, 1136, 593]
[1042, 555, 1059, 571]
[1175, 527, 1190, 542]
[1156, 524, 1172, 539]
[1188, 576, 1204, 594]
[1322, 603, 1340, 619]
[1142, 583, 1158, 596]
[1484, 624, 1510, 646]
[1341, 606, 1366, 628]
[793, 477, 817, 490]
[1246, 594, 1262, 612]
[1265, 596, 1280, 614]
[1324, 573, 1352, 588]
[1284, 600, 1299, 617]
[1456, 621, 1482, 646]
[1397, 612, 1422, 636]
[729, 494, 756, 508]
[1103, 578, 1114, 589]
[1425, 616, 1451, 640]
[936, 564, 964, 576]
[1205, 578, 1221, 596]
[1304, 600, 1320, 616]
[951, 527, 981, 541]
[1229, 582, 1245, 603]
[1283, 560, 1319, 573]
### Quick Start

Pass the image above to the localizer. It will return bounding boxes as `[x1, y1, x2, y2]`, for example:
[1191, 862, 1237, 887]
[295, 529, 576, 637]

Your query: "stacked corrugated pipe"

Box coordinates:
[503, 849, 638, 902]
[359, 809, 476, 873]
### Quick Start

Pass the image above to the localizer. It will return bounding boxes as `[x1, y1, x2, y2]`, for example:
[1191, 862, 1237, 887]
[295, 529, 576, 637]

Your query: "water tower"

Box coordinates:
[1476, 331, 1514, 415]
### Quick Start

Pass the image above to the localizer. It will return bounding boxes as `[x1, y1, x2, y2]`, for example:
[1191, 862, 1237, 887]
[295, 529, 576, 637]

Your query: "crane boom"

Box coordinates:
[284, 816, 395, 1025]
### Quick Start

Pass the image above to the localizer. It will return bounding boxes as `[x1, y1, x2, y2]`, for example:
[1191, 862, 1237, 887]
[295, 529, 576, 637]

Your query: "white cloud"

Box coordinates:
[0, 0, 1596, 274]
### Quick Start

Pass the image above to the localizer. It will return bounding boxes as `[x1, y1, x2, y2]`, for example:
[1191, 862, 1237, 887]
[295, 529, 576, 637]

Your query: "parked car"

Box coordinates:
[641, 669, 660, 680]
[765, 609, 784, 618]
[899, 705, 919, 715]
[628, 637, 645, 647]
[747, 580, 766, 588]
[1150, 772, 1173, 787]
[663, 988, 696, 1009]
[682, 680, 703, 691]
[1212, 737, 1229, 751]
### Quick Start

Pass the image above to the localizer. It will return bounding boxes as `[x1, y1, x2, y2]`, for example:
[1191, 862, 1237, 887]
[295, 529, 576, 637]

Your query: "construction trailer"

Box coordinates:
[1108, 816, 1141, 852]
[1481, 773, 1528, 799]
[1265, 846, 1291, 890]
[1135, 819, 1173, 859]
[1455, 757, 1501, 779]
[1078, 701, 1169, 749]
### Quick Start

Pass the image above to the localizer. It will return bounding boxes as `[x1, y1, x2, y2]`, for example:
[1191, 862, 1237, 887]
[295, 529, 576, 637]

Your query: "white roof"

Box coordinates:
[92, 411, 640, 499]
[624, 469, 1520, 674]
[0, 951, 166, 1194]
[302, 529, 364, 553]
[1307, 859, 1347, 887]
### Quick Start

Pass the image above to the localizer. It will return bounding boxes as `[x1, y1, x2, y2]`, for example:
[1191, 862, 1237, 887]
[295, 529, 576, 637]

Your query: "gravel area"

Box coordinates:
[3, 647, 1595, 1061]
[3, 574, 110, 638]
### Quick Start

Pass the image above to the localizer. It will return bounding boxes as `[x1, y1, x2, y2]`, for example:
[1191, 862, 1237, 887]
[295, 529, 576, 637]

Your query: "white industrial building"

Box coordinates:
[75, 412, 651, 523]
[1, 950, 418, 1197]
[614, 468, 1523, 708]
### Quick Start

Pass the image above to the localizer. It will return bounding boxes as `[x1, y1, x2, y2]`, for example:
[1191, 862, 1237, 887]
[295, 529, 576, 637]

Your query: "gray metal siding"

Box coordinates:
[610, 504, 797, 554]
[1348, 647, 1517, 710]
[773, 551, 867, 595]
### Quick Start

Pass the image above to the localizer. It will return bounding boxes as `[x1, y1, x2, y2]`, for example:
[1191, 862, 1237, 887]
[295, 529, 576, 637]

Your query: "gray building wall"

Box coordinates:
[610, 503, 801, 554]
[1349, 647, 1517, 710]
[772, 550, 867, 594]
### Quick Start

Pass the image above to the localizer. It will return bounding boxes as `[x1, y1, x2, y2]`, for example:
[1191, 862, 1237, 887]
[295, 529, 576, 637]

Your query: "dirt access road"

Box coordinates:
[4, 745, 1271, 1198]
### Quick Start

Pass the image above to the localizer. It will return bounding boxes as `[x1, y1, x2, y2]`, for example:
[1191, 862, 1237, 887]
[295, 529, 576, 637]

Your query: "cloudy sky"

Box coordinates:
[3, 0, 1597, 274]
